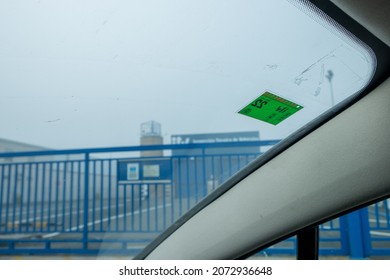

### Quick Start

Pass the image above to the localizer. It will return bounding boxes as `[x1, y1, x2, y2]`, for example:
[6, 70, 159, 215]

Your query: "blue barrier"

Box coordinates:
[0, 141, 389, 257]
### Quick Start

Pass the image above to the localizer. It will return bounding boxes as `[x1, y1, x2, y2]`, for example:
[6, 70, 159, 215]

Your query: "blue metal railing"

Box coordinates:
[0, 141, 389, 257]
[0, 140, 279, 159]
[0, 141, 273, 254]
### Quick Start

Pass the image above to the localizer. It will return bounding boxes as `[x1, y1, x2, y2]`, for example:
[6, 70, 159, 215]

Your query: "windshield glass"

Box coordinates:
[0, 0, 376, 258]
[0, 0, 375, 147]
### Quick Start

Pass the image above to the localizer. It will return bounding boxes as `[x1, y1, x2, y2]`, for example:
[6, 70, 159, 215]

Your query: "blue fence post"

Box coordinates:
[83, 152, 89, 251]
[346, 209, 367, 259]
[338, 216, 350, 255]
[359, 207, 372, 256]
[202, 148, 207, 197]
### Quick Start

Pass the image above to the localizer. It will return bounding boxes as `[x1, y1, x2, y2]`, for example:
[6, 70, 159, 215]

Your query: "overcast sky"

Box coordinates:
[0, 0, 373, 149]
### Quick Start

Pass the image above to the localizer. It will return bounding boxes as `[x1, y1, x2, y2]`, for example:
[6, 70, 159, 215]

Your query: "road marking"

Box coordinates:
[42, 203, 172, 239]
[1, 198, 136, 219]
[6, 199, 134, 226]
[42, 232, 60, 239]
[370, 230, 390, 237]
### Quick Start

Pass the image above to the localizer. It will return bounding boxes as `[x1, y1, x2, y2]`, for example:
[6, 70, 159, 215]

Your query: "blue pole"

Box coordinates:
[47, 163, 53, 232]
[346, 210, 367, 259]
[54, 162, 59, 231]
[0, 165, 4, 229]
[26, 164, 32, 233]
[40, 163, 46, 232]
[12, 164, 19, 233]
[202, 148, 207, 198]
[92, 160, 96, 232]
[33, 164, 39, 232]
[76, 161, 81, 231]
[100, 160, 104, 232]
[19, 164, 25, 233]
[123, 184, 127, 231]
[83, 153, 89, 250]
[62, 161, 67, 232]
[69, 162, 74, 231]
[339, 216, 350, 255]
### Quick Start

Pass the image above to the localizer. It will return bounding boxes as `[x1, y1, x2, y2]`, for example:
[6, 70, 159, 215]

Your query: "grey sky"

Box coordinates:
[0, 0, 374, 149]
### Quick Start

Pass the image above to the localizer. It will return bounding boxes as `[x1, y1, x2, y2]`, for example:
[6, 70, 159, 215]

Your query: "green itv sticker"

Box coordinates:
[238, 91, 303, 125]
